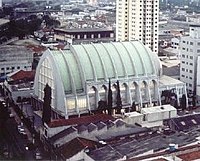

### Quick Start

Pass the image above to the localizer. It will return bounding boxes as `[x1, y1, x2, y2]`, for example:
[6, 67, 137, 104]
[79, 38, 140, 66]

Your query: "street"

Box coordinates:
[0, 115, 35, 160]
[0, 93, 46, 160]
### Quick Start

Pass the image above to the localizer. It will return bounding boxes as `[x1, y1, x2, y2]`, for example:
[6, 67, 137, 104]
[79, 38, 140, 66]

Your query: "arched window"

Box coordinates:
[99, 85, 107, 101]
[112, 84, 117, 107]
[88, 86, 97, 110]
[121, 83, 128, 104]
[149, 80, 157, 100]
[38, 58, 55, 108]
[141, 81, 148, 102]
[130, 82, 138, 103]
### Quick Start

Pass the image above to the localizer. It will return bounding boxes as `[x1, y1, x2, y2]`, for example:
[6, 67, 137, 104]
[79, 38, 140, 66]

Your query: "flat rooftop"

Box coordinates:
[54, 27, 114, 33]
[89, 127, 200, 160]
[141, 104, 177, 114]
[0, 19, 9, 26]
[159, 75, 184, 86]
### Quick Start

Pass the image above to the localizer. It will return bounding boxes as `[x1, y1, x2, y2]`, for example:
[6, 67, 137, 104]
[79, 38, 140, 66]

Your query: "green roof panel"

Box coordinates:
[94, 44, 115, 78]
[52, 51, 72, 93]
[72, 45, 94, 81]
[103, 43, 125, 78]
[63, 52, 83, 91]
[83, 44, 104, 80]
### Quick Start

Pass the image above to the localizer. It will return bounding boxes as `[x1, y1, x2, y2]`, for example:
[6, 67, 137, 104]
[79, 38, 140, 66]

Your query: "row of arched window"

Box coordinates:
[88, 80, 158, 109]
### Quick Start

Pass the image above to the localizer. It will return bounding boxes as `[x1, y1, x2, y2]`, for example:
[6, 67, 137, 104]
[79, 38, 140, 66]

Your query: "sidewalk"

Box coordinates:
[10, 106, 33, 142]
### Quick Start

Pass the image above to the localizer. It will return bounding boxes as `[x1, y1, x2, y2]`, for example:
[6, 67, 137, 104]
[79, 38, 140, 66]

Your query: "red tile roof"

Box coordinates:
[178, 149, 200, 161]
[58, 137, 100, 159]
[10, 70, 35, 82]
[26, 44, 47, 53]
[151, 159, 168, 161]
[48, 114, 114, 128]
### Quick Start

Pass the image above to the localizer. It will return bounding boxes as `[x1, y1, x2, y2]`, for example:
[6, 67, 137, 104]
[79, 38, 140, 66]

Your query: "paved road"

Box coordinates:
[1, 116, 35, 160]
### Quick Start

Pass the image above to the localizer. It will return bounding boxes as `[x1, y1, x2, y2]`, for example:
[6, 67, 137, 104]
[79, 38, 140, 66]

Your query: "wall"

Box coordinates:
[54, 131, 78, 147]
[66, 150, 94, 161]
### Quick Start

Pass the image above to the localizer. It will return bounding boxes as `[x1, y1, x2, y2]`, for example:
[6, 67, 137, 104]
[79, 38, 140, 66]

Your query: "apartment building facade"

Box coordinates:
[180, 25, 200, 104]
[116, 0, 159, 53]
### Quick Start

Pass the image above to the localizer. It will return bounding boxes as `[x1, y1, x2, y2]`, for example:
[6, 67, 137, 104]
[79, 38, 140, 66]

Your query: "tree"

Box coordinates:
[116, 80, 122, 114]
[0, 101, 9, 127]
[131, 101, 136, 111]
[181, 94, 187, 111]
[98, 100, 107, 111]
[42, 84, 52, 124]
[107, 79, 112, 115]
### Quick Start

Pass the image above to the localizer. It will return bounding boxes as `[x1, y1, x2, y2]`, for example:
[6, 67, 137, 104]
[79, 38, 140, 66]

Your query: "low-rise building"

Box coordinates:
[3, 70, 35, 104]
[0, 45, 33, 81]
[54, 28, 115, 44]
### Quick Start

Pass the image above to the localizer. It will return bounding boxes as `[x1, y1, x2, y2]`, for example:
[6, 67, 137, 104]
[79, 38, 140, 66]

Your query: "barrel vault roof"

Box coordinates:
[48, 41, 161, 94]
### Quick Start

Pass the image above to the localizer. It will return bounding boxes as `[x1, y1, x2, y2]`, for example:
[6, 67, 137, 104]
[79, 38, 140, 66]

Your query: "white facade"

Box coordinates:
[180, 25, 200, 95]
[0, 46, 33, 77]
[116, 0, 159, 53]
[141, 104, 177, 122]
[33, 41, 186, 119]
[124, 112, 143, 125]
[88, 0, 97, 6]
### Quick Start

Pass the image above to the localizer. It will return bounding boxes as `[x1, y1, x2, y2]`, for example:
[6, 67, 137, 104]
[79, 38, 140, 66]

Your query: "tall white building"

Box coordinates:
[180, 25, 200, 102]
[116, 0, 159, 53]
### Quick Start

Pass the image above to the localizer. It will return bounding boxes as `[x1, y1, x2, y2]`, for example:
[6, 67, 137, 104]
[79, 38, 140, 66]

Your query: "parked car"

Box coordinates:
[35, 149, 42, 160]
[17, 124, 27, 136]
[9, 113, 14, 118]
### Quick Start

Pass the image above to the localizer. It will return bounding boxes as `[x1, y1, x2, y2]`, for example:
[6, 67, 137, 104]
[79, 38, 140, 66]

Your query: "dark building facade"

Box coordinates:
[54, 28, 115, 44]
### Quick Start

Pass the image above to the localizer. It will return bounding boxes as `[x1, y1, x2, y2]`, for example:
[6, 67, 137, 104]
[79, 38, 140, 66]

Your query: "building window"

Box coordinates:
[182, 68, 185, 71]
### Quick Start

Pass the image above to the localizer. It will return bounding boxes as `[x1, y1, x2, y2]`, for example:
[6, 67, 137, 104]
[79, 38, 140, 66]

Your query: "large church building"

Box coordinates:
[32, 41, 187, 119]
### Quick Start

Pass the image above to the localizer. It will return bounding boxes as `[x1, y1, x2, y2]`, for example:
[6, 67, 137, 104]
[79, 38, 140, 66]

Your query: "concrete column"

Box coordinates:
[157, 87, 162, 106]
[86, 94, 90, 112]
[184, 85, 188, 108]
[138, 85, 143, 109]
[148, 86, 152, 106]
[96, 88, 100, 110]
[128, 85, 132, 106]
[175, 85, 180, 105]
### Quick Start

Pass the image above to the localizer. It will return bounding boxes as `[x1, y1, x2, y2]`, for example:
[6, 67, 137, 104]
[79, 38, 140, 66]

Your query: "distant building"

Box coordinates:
[171, 37, 181, 58]
[116, 0, 159, 53]
[53, 28, 115, 44]
[32, 41, 186, 119]
[0, 19, 10, 42]
[180, 25, 200, 103]
[88, 0, 97, 6]
[186, 14, 200, 24]
[3, 70, 35, 103]
[0, 45, 33, 81]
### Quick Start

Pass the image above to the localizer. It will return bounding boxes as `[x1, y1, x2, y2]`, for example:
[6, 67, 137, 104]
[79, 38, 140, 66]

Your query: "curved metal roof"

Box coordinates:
[49, 41, 161, 94]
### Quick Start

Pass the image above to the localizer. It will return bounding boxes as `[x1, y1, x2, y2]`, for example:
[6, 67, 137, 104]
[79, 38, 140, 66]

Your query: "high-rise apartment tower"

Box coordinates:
[116, 0, 159, 53]
[180, 25, 200, 104]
